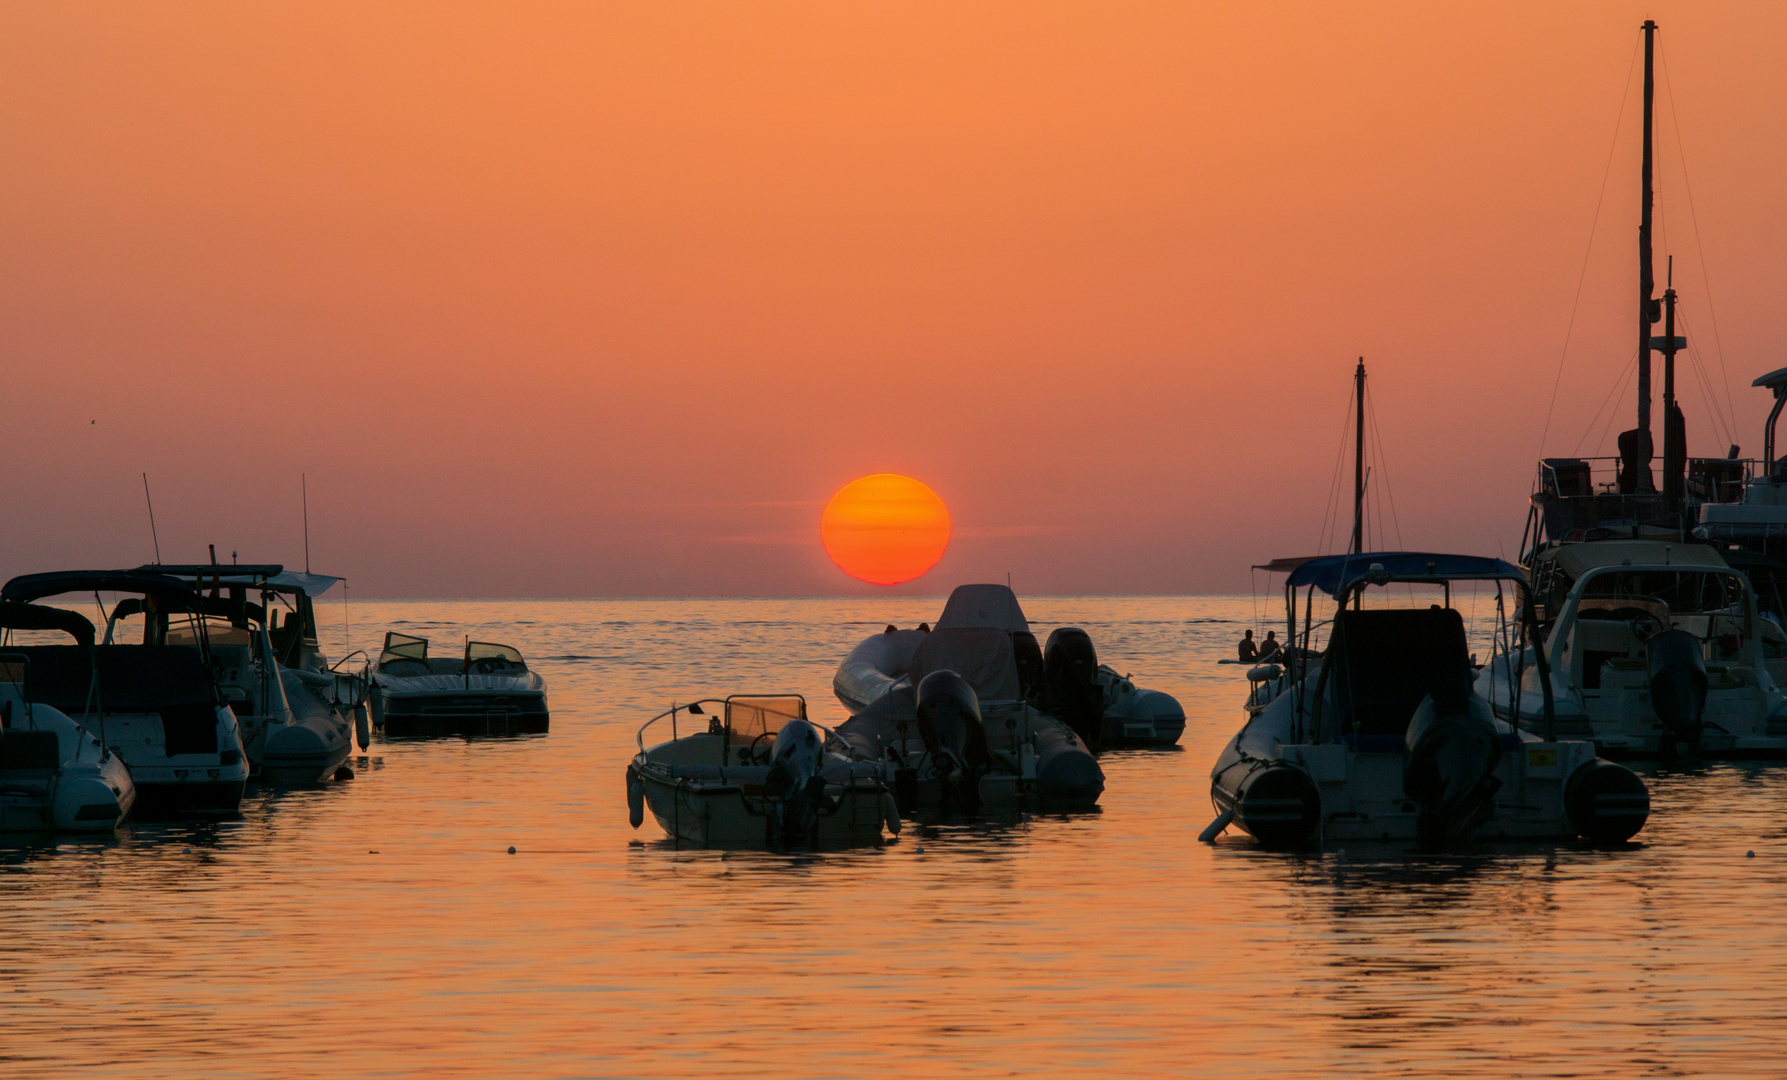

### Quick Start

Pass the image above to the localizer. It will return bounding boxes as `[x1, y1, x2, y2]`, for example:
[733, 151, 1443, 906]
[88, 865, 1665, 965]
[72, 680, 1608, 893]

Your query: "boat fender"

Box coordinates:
[1246, 664, 1283, 683]
[626, 763, 645, 829]
[1565, 759, 1650, 843]
[882, 789, 902, 835]
[354, 704, 370, 750]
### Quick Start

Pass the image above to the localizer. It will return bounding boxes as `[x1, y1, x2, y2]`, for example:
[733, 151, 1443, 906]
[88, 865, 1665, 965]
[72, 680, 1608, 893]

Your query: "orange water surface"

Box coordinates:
[3, 596, 1785, 1077]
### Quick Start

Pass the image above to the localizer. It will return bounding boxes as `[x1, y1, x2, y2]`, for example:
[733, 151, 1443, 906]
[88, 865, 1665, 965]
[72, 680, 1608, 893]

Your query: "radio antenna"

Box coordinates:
[302, 473, 311, 573]
[142, 473, 162, 563]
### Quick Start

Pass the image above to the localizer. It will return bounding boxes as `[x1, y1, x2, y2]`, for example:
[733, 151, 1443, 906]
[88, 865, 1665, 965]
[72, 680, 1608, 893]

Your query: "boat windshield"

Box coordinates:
[379, 632, 428, 668]
[725, 696, 806, 742]
[1574, 569, 1745, 616]
[465, 641, 525, 670]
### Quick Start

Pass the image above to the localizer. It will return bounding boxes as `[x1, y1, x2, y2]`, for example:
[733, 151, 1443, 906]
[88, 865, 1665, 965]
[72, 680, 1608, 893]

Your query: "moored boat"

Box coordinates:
[627, 694, 898, 847]
[1208, 553, 1649, 848]
[370, 632, 549, 737]
[0, 570, 250, 815]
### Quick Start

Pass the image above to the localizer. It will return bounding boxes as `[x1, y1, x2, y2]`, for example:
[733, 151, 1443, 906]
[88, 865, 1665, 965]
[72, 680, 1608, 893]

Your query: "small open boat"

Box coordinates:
[370, 632, 549, 737]
[627, 694, 899, 847]
[1207, 552, 1650, 848]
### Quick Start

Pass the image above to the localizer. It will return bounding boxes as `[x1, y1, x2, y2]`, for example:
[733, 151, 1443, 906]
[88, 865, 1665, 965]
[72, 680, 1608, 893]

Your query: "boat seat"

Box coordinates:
[0, 729, 60, 774]
[1324, 607, 1472, 741]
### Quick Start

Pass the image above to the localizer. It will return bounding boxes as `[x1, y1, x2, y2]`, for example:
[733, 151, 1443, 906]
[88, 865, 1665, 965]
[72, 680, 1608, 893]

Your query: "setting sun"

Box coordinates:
[820, 474, 951, 585]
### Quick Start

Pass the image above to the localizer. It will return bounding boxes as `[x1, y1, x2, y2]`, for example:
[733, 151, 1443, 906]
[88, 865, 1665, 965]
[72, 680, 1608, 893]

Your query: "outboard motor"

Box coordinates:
[1646, 628, 1707, 760]
[1566, 758, 1651, 843]
[915, 669, 992, 812]
[763, 718, 835, 845]
[1403, 697, 1503, 844]
[1043, 627, 1103, 750]
[1011, 631, 1044, 700]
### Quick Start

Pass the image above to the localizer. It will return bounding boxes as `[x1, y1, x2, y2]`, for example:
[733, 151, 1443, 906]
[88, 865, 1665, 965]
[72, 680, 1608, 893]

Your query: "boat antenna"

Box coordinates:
[1352, 358, 1366, 556]
[302, 473, 311, 574]
[142, 473, 162, 563]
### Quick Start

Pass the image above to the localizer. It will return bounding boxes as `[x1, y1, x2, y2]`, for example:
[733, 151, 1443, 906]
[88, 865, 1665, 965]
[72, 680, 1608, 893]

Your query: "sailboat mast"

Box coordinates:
[1352, 358, 1365, 555]
[1637, 19, 1657, 438]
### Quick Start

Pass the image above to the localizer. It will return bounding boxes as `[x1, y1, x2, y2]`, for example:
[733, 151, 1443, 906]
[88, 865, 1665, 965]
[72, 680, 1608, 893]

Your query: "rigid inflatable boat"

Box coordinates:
[1207, 553, 1650, 847]
[370, 632, 549, 737]
[835, 584, 1182, 752]
[628, 695, 899, 847]
[0, 572, 250, 815]
[830, 585, 1114, 808]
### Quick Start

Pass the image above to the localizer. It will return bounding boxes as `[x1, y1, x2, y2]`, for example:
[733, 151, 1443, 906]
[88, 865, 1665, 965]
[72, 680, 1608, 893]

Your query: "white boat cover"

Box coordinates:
[911, 627, 1021, 703]
[936, 584, 1030, 633]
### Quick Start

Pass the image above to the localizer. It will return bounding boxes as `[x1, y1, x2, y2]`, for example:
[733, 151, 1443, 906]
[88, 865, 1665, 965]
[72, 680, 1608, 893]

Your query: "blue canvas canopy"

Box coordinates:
[1282, 552, 1524, 597]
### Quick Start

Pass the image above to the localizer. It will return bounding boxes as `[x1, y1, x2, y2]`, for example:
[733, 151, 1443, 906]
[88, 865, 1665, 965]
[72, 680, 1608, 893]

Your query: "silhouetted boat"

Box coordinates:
[0, 604, 137, 831]
[369, 632, 548, 737]
[0, 570, 250, 815]
[120, 564, 357, 783]
[627, 694, 898, 847]
[1207, 553, 1649, 847]
[835, 582, 1180, 751]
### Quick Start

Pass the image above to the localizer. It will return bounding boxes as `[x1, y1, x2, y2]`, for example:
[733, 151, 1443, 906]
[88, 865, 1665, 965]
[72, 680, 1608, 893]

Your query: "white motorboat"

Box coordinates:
[834, 583, 1182, 752]
[627, 695, 899, 847]
[370, 632, 549, 737]
[0, 605, 137, 831]
[0, 570, 250, 815]
[1207, 553, 1650, 847]
[1477, 539, 1787, 759]
[101, 565, 356, 784]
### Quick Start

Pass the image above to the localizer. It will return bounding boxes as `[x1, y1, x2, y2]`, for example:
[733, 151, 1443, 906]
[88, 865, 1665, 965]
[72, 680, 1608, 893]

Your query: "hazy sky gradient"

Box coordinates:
[4, 1, 1784, 596]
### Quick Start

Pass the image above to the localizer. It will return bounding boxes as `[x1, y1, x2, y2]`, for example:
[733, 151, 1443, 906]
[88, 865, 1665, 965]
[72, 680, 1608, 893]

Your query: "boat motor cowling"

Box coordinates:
[1646, 628, 1707, 758]
[1403, 698, 1503, 844]
[764, 718, 836, 844]
[1566, 758, 1651, 843]
[1042, 627, 1103, 749]
[915, 669, 992, 812]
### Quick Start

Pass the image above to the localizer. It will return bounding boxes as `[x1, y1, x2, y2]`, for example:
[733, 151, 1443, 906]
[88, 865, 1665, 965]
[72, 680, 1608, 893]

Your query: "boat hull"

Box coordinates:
[636, 767, 892, 847]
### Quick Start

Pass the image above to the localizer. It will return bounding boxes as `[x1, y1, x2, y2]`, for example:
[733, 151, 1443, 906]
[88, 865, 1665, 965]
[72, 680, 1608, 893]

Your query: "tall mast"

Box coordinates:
[1352, 358, 1365, 555]
[1637, 19, 1658, 441]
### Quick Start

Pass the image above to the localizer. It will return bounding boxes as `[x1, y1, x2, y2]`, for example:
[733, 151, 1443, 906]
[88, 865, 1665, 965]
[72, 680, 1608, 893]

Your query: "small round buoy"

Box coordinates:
[182, 847, 190, 855]
[368, 850, 378, 854]
[1334, 848, 1346, 861]
[1748, 850, 1756, 858]
[334, 765, 355, 781]
[508, 846, 517, 854]
[915, 845, 925, 853]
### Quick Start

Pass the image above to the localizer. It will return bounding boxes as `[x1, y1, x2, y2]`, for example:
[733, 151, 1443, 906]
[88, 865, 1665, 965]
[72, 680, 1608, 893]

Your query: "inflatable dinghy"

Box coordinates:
[834, 584, 1183, 752]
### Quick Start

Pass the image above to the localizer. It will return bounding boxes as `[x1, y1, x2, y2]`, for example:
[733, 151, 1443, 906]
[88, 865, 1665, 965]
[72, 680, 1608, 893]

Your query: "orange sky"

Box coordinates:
[4, 1, 1785, 596]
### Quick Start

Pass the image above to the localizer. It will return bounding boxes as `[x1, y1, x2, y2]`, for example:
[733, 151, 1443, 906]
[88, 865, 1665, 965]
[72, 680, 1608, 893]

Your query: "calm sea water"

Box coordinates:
[4, 595, 1786, 1078]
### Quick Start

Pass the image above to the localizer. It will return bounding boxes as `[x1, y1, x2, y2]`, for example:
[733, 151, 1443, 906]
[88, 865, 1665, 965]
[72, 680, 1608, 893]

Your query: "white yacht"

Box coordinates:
[1208, 553, 1649, 847]
[370, 632, 548, 737]
[0, 570, 250, 815]
[1477, 539, 1787, 759]
[0, 604, 137, 831]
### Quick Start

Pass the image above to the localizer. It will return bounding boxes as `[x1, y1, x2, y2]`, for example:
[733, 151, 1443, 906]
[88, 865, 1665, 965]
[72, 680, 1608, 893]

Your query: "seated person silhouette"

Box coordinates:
[1256, 631, 1281, 662]
[1238, 630, 1258, 663]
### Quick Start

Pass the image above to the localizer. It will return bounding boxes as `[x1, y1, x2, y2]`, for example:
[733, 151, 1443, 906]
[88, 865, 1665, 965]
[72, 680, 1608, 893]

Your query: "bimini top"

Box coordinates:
[1, 570, 197, 605]
[130, 564, 344, 598]
[1284, 552, 1524, 597]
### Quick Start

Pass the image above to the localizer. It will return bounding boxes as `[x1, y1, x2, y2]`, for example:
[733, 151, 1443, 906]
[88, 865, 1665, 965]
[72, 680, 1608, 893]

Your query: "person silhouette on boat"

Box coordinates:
[1256, 631, 1281, 663]
[1238, 630, 1258, 663]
